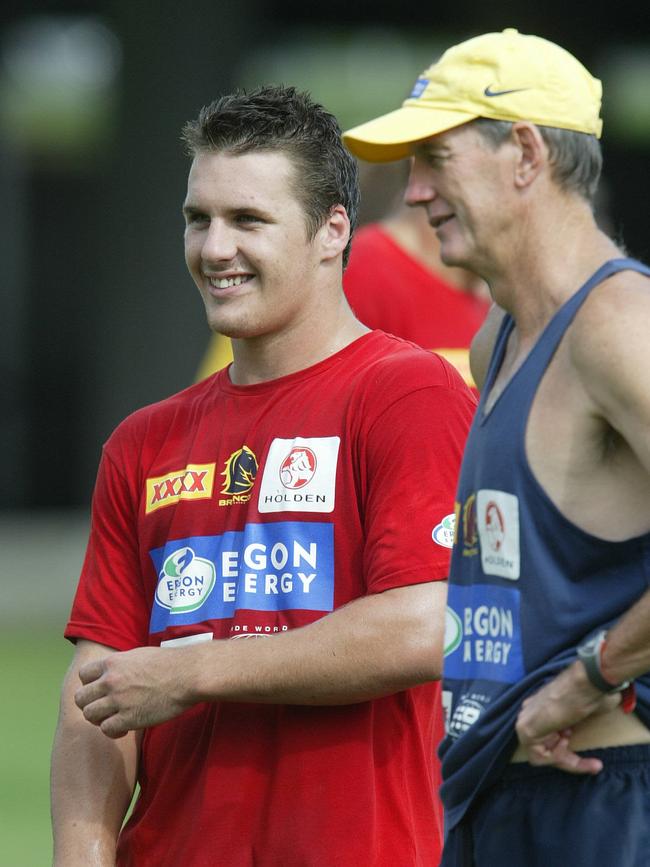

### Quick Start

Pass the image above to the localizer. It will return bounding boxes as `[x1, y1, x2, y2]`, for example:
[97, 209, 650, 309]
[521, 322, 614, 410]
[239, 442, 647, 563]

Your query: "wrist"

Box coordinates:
[176, 643, 217, 705]
[577, 629, 631, 694]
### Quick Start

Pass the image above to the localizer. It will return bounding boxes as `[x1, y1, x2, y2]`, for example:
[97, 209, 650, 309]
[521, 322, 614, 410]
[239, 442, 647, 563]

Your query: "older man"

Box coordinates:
[344, 28, 650, 867]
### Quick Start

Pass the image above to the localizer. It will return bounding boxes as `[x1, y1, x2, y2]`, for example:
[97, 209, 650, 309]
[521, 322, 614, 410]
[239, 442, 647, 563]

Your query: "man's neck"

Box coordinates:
[229, 307, 369, 386]
[487, 202, 622, 341]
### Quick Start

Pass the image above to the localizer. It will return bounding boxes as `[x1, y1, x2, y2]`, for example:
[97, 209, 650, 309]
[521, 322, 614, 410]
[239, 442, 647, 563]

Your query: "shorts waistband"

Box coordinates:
[501, 743, 650, 783]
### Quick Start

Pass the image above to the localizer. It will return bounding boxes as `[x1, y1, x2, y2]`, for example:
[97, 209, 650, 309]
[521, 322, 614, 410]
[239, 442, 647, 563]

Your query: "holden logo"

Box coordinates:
[484, 500, 505, 552]
[279, 447, 317, 490]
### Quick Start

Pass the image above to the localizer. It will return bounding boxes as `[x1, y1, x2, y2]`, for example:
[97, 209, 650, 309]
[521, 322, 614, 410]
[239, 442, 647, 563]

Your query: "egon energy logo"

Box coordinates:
[155, 546, 216, 614]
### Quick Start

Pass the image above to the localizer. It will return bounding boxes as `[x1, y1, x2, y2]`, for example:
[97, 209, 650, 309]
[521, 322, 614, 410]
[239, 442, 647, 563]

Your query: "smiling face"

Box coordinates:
[183, 149, 333, 341]
[405, 122, 516, 274]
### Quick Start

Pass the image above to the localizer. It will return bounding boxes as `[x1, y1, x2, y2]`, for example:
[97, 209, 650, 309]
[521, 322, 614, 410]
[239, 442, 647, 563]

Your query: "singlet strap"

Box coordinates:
[480, 258, 650, 411]
[524, 258, 650, 378]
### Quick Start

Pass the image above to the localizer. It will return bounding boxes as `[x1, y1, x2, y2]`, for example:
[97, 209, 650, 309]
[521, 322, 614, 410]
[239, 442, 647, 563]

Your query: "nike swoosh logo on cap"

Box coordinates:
[484, 85, 528, 97]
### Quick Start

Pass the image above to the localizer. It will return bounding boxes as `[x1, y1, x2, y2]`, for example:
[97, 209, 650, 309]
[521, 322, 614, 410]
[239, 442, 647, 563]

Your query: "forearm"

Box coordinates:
[77, 582, 447, 738]
[52, 645, 138, 865]
[188, 581, 445, 706]
[599, 587, 650, 685]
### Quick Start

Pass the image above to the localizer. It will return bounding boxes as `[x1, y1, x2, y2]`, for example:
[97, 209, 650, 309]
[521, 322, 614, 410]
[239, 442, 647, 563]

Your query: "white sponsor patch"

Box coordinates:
[432, 512, 456, 548]
[155, 547, 216, 612]
[258, 437, 340, 513]
[160, 632, 213, 647]
[476, 489, 520, 580]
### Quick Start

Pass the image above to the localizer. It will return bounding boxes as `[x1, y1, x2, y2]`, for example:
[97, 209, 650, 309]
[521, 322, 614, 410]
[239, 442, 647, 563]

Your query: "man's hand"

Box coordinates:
[515, 661, 620, 774]
[75, 647, 193, 739]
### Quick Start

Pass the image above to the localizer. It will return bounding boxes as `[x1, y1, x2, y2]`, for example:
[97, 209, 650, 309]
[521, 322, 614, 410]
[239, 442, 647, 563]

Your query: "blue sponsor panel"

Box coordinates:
[149, 522, 335, 632]
[444, 583, 524, 684]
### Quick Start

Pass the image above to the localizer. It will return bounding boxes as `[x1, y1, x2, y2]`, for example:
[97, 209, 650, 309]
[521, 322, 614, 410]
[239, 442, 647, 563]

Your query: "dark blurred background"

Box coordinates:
[1, 0, 649, 511]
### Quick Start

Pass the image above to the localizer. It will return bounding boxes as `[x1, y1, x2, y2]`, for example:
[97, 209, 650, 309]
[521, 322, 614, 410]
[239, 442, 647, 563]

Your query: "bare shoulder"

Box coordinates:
[570, 267, 650, 415]
[469, 302, 505, 392]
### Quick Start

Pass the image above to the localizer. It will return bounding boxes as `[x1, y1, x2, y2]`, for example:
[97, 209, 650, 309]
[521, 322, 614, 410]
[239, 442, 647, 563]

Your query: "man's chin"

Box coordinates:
[207, 318, 262, 340]
[438, 244, 471, 271]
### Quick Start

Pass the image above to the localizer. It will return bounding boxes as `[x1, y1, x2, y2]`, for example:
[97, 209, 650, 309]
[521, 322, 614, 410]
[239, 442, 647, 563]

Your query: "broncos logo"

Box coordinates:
[221, 445, 259, 495]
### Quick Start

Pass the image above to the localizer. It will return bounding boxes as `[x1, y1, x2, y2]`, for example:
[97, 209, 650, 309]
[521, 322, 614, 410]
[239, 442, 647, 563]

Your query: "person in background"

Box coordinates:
[344, 27, 650, 867]
[344, 161, 489, 392]
[51, 84, 475, 866]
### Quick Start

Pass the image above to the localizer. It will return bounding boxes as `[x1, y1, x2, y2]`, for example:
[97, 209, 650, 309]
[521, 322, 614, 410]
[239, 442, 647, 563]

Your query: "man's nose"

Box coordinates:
[200, 219, 238, 263]
[404, 157, 437, 207]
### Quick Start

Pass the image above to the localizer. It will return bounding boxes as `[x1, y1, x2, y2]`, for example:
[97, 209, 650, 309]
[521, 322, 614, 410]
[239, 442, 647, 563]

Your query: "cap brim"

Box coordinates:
[343, 105, 478, 162]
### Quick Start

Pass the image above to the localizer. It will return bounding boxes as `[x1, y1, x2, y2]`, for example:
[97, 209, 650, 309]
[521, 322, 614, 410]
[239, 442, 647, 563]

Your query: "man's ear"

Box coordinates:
[511, 122, 547, 189]
[319, 204, 350, 261]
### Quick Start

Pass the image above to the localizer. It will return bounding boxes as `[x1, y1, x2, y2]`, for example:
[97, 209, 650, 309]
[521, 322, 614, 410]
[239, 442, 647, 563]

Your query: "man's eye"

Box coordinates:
[185, 212, 209, 225]
[236, 214, 261, 224]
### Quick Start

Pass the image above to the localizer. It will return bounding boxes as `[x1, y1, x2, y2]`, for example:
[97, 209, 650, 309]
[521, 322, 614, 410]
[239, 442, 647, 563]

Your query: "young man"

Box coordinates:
[51, 86, 476, 866]
[344, 28, 650, 866]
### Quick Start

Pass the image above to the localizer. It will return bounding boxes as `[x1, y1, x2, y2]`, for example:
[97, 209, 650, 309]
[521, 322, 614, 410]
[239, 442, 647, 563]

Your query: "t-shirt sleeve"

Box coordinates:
[65, 446, 150, 650]
[362, 382, 474, 593]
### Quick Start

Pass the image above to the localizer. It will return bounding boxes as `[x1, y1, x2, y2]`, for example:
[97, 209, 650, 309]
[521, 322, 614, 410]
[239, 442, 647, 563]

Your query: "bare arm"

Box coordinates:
[75, 581, 447, 739]
[52, 640, 139, 865]
[597, 587, 650, 685]
[516, 272, 650, 771]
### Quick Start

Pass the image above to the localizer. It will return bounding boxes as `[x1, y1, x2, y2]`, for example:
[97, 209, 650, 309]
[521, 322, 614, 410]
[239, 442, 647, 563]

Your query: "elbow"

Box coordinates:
[396, 627, 444, 687]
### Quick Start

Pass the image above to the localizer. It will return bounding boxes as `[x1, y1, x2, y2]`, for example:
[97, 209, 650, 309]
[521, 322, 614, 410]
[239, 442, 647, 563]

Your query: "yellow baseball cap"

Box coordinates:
[343, 28, 603, 162]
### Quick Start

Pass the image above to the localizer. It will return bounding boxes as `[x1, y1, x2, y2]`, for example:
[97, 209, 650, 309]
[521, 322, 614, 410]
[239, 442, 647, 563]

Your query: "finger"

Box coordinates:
[79, 696, 118, 726]
[526, 734, 564, 765]
[100, 715, 134, 740]
[555, 753, 603, 775]
[527, 736, 603, 775]
[78, 659, 106, 685]
[74, 675, 112, 710]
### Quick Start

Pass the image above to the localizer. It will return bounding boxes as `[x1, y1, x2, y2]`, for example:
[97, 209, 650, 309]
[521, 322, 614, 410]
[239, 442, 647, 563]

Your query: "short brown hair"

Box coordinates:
[182, 85, 360, 266]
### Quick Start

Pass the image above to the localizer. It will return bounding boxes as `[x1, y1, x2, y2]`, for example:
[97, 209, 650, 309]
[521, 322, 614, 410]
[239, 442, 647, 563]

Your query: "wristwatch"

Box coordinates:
[577, 629, 630, 694]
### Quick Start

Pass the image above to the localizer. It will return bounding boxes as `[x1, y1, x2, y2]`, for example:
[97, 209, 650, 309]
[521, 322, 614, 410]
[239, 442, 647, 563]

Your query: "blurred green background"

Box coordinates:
[3, 630, 73, 865]
[1, 514, 84, 864]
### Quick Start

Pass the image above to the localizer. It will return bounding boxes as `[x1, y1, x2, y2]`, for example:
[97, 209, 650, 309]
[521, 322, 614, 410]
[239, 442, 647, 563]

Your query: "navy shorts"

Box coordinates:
[441, 744, 650, 867]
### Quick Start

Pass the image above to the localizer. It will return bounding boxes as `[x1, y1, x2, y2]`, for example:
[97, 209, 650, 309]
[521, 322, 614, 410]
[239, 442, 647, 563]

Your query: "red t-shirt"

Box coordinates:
[344, 224, 490, 390]
[67, 331, 476, 866]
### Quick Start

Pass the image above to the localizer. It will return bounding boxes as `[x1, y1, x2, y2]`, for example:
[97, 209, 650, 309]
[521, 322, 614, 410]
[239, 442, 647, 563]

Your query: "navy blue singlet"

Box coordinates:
[440, 258, 650, 831]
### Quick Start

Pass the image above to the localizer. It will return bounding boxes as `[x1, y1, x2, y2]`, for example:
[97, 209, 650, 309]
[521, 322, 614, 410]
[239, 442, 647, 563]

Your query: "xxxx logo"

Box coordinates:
[145, 463, 216, 514]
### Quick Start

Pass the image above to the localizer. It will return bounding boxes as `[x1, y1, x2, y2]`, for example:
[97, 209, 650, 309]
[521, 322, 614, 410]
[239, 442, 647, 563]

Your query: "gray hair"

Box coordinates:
[473, 118, 602, 204]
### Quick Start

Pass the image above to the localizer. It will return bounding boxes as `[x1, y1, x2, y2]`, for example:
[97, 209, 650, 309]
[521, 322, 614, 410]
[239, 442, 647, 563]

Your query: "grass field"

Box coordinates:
[2, 629, 74, 866]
